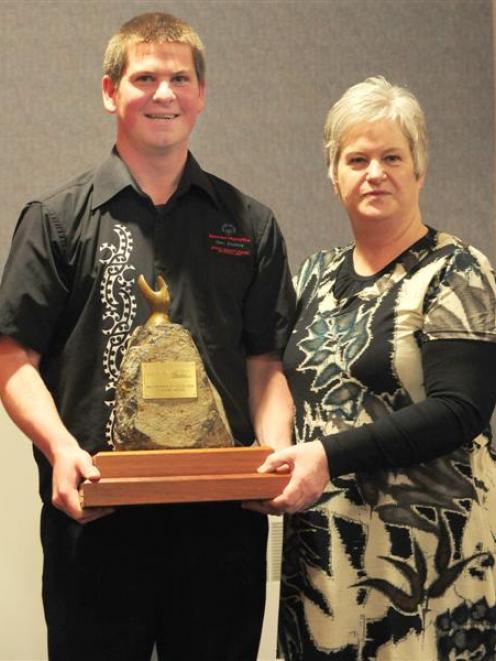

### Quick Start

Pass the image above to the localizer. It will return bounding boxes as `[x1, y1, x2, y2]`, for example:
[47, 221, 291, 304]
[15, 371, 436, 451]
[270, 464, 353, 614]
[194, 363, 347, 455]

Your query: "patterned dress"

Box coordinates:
[279, 229, 496, 660]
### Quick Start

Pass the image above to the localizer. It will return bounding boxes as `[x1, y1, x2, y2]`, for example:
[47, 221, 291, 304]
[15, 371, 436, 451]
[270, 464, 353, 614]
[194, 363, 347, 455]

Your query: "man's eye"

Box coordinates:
[172, 75, 189, 84]
[136, 74, 155, 82]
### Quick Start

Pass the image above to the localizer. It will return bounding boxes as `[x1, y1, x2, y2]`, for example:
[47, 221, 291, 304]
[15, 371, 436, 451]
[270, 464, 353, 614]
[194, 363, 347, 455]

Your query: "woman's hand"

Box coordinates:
[243, 441, 330, 515]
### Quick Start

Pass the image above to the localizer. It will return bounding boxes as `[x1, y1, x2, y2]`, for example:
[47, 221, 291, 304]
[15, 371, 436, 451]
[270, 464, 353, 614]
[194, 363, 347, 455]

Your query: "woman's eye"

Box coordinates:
[349, 156, 366, 165]
[385, 154, 401, 163]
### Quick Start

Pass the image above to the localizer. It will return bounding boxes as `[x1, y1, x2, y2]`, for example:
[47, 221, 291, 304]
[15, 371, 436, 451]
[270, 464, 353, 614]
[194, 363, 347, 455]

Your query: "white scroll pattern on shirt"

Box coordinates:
[99, 223, 137, 446]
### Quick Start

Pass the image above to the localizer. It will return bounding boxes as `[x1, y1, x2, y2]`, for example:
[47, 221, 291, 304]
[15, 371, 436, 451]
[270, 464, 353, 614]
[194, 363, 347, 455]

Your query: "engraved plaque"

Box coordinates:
[142, 361, 197, 399]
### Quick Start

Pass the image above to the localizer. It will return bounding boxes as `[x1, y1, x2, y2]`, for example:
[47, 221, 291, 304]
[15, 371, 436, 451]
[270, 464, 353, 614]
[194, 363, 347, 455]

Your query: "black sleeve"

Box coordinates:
[0, 202, 69, 354]
[242, 213, 295, 356]
[322, 339, 496, 477]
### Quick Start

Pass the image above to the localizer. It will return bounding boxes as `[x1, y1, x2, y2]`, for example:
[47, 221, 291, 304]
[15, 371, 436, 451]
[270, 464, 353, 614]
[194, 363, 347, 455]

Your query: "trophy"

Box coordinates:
[80, 275, 290, 507]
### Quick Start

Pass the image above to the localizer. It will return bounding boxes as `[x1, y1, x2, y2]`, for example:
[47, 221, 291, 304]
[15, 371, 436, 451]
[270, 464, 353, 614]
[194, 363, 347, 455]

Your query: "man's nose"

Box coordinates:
[153, 81, 175, 102]
[366, 160, 386, 182]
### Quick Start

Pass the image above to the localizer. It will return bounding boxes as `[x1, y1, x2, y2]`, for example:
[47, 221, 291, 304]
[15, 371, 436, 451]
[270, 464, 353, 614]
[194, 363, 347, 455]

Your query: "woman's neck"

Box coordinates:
[351, 215, 427, 276]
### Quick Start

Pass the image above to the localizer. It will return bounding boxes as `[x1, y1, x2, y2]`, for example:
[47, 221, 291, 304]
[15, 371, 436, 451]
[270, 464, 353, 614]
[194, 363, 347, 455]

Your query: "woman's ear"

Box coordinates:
[417, 169, 426, 190]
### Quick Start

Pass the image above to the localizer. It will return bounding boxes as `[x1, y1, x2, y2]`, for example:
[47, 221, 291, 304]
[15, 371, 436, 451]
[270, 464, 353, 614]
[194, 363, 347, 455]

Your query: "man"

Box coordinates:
[0, 12, 294, 661]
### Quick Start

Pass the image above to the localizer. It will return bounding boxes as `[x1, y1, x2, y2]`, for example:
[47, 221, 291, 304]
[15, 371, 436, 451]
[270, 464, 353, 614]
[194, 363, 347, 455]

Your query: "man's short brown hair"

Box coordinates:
[103, 12, 205, 86]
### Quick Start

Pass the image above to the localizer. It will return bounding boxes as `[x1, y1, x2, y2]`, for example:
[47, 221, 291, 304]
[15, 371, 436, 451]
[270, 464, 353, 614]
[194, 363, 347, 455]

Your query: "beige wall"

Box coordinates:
[0, 409, 45, 660]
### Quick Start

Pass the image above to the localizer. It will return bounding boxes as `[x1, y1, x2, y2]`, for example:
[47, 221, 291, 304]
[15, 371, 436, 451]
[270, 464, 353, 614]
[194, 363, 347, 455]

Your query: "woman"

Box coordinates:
[251, 77, 496, 659]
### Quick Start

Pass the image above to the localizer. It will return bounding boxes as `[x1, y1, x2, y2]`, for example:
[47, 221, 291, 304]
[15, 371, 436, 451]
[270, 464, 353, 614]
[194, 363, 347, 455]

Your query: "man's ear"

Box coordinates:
[102, 75, 118, 114]
[197, 80, 206, 115]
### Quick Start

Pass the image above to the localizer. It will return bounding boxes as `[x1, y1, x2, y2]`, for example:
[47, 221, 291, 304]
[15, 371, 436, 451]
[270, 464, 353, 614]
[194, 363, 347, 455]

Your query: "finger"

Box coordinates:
[57, 488, 86, 520]
[274, 463, 292, 474]
[266, 497, 291, 514]
[82, 465, 101, 482]
[256, 490, 293, 515]
[241, 500, 265, 513]
[54, 475, 98, 516]
[78, 507, 115, 525]
[266, 479, 306, 514]
[258, 452, 293, 474]
[242, 500, 283, 515]
[53, 498, 81, 521]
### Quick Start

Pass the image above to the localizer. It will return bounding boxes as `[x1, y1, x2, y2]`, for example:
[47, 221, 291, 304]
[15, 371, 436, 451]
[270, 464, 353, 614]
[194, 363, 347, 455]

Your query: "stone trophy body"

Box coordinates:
[112, 274, 233, 451]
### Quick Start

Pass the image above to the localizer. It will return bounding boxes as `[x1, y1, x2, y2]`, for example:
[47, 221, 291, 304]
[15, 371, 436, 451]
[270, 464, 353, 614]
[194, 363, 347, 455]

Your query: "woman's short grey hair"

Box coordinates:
[324, 76, 428, 183]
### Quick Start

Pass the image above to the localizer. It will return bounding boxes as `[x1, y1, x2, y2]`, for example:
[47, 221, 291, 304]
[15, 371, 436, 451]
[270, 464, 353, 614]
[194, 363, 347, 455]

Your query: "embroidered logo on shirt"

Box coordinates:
[221, 223, 236, 236]
[208, 230, 251, 257]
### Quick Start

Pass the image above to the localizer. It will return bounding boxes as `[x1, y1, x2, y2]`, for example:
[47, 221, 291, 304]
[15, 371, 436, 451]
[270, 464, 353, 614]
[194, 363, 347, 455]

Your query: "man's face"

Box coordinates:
[102, 41, 205, 158]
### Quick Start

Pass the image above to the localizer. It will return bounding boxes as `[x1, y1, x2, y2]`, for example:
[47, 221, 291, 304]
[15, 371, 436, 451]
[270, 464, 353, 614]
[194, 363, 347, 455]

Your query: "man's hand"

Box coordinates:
[51, 445, 114, 524]
[0, 336, 113, 525]
[244, 441, 330, 515]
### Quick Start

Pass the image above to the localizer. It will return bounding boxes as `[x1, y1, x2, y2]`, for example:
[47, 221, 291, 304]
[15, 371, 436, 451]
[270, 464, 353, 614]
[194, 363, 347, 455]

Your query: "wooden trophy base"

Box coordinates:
[80, 445, 290, 507]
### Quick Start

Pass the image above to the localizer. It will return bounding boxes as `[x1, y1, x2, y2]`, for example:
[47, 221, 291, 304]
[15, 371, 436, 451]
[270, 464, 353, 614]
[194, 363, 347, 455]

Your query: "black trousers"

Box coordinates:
[41, 502, 268, 661]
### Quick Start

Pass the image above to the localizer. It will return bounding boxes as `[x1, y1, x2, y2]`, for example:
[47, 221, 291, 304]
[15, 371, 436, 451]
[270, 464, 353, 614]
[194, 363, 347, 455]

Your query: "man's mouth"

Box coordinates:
[145, 113, 179, 120]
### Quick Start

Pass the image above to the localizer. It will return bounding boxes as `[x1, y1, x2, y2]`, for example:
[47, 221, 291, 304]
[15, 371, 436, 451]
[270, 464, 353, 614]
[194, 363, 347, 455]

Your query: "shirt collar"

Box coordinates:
[91, 148, 219, 210]
[91, 148, 139, 209]
[176, 153, 219, 207]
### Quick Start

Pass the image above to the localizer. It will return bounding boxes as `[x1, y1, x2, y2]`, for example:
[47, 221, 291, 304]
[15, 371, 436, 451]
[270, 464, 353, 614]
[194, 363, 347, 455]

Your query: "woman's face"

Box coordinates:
[335, 118, 424, 227]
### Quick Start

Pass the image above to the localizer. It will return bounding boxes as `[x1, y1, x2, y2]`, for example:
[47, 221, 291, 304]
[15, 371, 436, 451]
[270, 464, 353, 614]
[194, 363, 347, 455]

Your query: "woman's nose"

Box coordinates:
[366, 160, 386, 182]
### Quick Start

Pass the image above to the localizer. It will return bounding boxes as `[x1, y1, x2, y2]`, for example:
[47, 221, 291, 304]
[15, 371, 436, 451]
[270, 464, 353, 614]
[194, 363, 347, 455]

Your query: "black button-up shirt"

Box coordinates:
[0, 150, 295, 501]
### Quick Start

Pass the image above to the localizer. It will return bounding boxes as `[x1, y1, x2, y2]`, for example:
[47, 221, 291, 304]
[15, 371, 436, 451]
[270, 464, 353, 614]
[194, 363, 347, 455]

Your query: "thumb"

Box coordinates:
[80, 457, 100, 482]
[258, 447, 295, 474]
